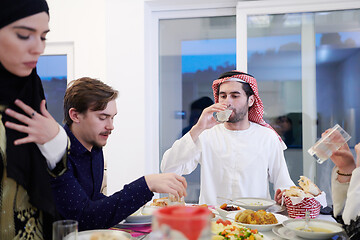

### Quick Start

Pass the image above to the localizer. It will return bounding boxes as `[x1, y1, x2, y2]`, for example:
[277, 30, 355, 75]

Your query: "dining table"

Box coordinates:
[259, 213, 347, 240]
[111, 205, 349, 240]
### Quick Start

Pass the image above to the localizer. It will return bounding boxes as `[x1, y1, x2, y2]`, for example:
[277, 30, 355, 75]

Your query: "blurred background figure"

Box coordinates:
[182, 96, 214, 136]
[273, 115, 294, 147]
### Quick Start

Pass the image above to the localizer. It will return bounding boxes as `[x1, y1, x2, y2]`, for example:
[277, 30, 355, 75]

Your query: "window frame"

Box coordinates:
[42, 42, 74, 83]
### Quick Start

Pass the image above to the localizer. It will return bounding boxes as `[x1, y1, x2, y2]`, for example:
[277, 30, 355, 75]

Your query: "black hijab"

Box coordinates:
[0, 0, 49, 29]
[0, 64, 59, 236]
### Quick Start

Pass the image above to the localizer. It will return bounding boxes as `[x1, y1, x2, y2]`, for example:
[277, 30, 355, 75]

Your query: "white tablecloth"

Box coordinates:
[261, 214, 343, 240]
[141, 212, 345, 239]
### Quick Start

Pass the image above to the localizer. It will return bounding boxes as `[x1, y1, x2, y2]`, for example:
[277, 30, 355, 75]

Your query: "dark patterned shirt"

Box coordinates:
[50, 124, 153, 231]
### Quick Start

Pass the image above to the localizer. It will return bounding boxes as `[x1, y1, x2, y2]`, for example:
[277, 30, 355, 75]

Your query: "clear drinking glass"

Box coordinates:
[308, 124, 351, 164]
[52, 220, 78, 240]
[213, 109, 232, 123]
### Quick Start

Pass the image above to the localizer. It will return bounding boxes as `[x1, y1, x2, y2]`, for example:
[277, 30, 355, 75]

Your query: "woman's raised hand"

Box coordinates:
[5, 99, 59, 145]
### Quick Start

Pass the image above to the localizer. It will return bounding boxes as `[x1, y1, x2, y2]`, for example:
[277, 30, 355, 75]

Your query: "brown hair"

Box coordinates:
[63, 77, 118, 125]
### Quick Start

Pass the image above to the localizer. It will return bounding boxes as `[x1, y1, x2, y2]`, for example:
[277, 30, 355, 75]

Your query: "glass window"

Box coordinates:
[246, 8, 360, 206]
[314, 9, 360, 204]
[37, 55, 68, 124]
[157, 5, 360, 206]
[247, 13, 303, 189]
[159, 16, 236, 203]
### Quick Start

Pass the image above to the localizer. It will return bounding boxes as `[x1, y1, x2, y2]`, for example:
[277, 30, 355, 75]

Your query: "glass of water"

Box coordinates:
[308, 124, 351, 164]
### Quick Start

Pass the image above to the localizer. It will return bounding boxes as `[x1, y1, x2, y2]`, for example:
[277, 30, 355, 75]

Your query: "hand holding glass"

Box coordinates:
[213, 109, 232, 123]
[308, 124, 351, 164]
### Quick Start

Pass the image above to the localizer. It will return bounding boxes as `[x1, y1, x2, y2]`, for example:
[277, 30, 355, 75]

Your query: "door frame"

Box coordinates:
[144, 0, 237, 173]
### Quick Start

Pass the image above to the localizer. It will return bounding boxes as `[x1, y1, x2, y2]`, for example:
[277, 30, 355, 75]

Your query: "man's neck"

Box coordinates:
[224, 119, 251, 131]
[69, 124, 93, 152]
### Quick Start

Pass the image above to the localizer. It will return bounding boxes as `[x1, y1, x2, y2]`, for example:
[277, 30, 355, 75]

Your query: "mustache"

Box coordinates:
[100, 131, 112, 135]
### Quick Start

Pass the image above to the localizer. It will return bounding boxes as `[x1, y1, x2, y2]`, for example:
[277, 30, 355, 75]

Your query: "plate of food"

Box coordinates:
[282, 219, 344, 239]
[149, 197, 169, 207]
[229, 209, 288, 232]
[124, 207, 152, 224]
[76, 229, 131, 240]
[125, 196, 172, 224]
[211, 219, 267, 240]
[233, 198, 276, 211]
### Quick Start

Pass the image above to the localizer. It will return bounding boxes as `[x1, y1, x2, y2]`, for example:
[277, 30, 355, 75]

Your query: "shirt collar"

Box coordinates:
[64, 124, 102, 154]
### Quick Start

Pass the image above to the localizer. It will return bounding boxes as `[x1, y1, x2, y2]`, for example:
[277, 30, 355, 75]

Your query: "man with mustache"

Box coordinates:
[50, 77, 187, 231]
[161, 70, 294, 205]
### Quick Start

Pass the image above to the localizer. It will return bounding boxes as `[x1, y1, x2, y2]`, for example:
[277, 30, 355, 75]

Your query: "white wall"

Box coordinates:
[46, 0, 148, 195]
[105, 0, 148, 194]
[47, 0, 107, 81]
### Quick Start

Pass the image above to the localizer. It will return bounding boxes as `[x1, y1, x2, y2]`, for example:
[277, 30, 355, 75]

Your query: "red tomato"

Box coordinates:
[224, 220, 232, 226]
[216, 218, 225, 225]
[216, 218, 232, 226]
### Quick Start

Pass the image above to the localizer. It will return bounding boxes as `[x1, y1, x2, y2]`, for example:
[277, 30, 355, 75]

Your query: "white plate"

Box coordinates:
[125, 206, 154, 223]
[141, 205, 160, 216]
[227, 212, 288, 232]
[282, 219, 344, 239]
[266, 204, 286, 213]
[76, 230, 132, 240]
[232, 198, 276, 211]
[125, 215, 152, 224]
[272, 225, 302, 240]
[117, 220, 152, 228]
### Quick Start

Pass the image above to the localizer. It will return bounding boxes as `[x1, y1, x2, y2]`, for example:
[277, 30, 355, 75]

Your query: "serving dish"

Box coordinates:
[227, 212, 288, 232]
[215, 204, 242, 218]
[233, 198, 276, 211]
[282, 218, 344, 239]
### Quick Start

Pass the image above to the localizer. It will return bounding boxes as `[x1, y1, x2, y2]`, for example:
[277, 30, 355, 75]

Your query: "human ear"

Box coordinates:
[248, 95, 255, 107]
[69, 108, 81, 123]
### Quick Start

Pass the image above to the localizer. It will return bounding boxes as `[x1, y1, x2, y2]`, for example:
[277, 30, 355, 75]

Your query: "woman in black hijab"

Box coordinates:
[0, 0, 68, 239]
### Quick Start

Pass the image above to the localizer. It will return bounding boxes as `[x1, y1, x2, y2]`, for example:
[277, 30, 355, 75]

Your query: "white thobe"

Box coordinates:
[161, 122, 294, 205]
[332, 166, 360, 225]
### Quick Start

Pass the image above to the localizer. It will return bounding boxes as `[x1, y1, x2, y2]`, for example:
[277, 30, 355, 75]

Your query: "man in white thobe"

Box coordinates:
[161, 70, 295, 205]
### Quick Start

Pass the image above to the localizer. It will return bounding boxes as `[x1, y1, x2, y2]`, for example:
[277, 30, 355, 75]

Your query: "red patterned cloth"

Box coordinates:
[284, 195, 321, 219]
[212, 72, 285, 148]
